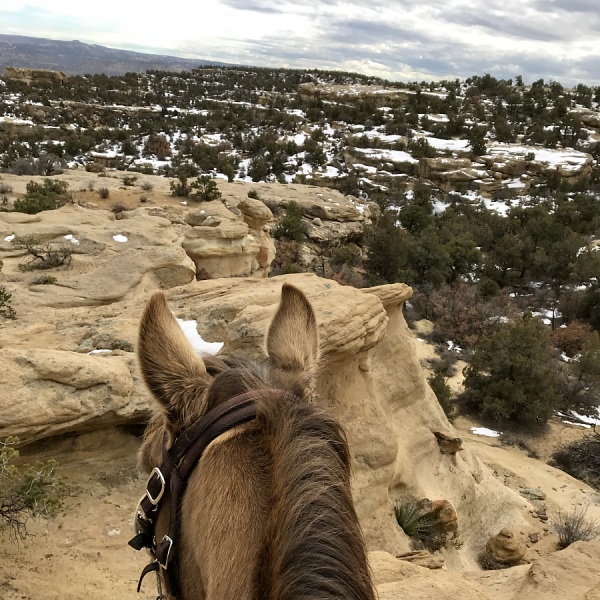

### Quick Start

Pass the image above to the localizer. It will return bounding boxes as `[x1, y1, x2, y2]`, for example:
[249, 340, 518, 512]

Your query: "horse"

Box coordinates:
[134, 283, 375, 600]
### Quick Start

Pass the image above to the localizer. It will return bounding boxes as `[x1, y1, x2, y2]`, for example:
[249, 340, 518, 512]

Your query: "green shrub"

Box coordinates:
[274, 201, 304, 242]
[170, 172, 191, 197]
[247, 189, 260, 200]
[462, 315, 561, 425]
[0, 285, 16, 319]
[121, 175, 137, 187]
[429, 372, 456, 422]
[330, 245, 362, 270]
[13, 179, 70, 215]
[0, 437, 65, 540]
[394, 497, 455, 551]
[394, 498, 435, 540]
[190, 175, 222, 201]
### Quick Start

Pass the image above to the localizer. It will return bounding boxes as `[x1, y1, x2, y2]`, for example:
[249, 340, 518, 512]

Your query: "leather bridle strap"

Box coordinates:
[130, 391, 261, 598]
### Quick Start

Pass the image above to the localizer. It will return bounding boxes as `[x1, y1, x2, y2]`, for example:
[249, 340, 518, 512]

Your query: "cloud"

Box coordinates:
[2, 0, 600, 85]
[219, 0, 285, 14]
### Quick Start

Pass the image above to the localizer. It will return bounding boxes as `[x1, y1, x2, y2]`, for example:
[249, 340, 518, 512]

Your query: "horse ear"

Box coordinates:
[138, 292, 210, 424]
[266, 283, 318, 372]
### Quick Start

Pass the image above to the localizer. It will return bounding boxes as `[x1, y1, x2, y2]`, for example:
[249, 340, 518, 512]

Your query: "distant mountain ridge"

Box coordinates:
[0, 34, 231, 76]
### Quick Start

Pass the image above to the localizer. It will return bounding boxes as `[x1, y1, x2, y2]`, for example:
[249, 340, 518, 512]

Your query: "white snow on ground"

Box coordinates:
[316, 165, 344, 179]
[289, 132, 307, 145]
[177, 319, 223, 355]
[433, 199, 449, 214]
[470, 427, 503, 437]
[113, 234, 128, 243]
[482, 198, 512, 215]
[87, 349, 112, 355]
[0, 116, 34, 125]
[532, 308, 560, 325]
[357, 130, 403, 144]
[354, 147, 419, 164]
[4, 234, 15, 242]
[424, 137, 470, 152]
[487, 144, 589, 172]
[64, 234, 80, 245]
[352, 163, 377, 174]
[558, 408, 600, 428]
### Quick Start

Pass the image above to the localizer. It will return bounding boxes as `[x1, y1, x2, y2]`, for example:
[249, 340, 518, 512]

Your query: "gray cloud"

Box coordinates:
[219, 0, 286, 13]
[443, 12, 568, 42]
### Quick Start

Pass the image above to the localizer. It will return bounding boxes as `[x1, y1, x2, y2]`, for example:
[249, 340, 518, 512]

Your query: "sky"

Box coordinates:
[1, 0, 599, 86]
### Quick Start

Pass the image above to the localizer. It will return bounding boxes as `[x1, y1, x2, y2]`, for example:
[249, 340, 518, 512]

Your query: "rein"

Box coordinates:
[129, 391, 259, 598]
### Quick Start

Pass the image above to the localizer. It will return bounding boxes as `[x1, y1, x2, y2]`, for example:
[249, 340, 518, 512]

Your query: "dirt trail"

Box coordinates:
[0, 430, 154, 600]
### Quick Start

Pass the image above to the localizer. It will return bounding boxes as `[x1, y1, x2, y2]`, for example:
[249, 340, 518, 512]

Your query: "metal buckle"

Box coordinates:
[146, 467, 166, 505]
[157, 535, 174, 569]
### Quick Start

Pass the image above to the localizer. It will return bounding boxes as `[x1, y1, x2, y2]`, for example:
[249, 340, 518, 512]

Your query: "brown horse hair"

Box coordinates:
[137, 283, 375, 600]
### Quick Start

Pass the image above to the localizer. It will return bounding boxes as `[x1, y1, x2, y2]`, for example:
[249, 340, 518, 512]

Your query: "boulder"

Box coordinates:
[433, 431, 464, 455]
[485, 528, 527, 565]
[415, 498, 459, 540]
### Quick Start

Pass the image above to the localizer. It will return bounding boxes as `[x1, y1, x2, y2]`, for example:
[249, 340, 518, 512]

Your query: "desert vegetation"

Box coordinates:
[0, 437, 65, 540]
[0, 66, 598, 430]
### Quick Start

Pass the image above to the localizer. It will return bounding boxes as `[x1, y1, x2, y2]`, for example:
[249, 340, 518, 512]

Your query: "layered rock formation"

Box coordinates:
[347, 144, 593, 194]
[0, 252, 530, 563]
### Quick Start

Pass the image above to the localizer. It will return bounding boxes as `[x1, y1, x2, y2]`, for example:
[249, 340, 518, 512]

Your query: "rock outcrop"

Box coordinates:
[485, 529, 527, 566]
[5, 66, 67, 85]
[0, 265, 530, 563]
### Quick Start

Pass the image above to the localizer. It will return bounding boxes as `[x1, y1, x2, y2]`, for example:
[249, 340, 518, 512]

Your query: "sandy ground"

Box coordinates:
[0, 430, 154, 600]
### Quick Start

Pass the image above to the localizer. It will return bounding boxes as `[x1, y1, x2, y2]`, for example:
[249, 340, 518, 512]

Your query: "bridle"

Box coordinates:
[129, 391, 259, 599]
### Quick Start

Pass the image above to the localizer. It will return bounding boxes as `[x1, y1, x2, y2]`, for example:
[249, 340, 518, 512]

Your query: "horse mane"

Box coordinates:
[254, 393, 373, 600]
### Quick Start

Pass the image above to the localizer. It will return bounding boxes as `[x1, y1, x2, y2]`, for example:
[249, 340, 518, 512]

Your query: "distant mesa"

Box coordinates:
[0, 34, 232, 76]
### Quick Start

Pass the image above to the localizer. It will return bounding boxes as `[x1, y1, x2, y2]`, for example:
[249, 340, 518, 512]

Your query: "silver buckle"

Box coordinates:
[157, 535, 174, 569]
[146, 467, 165, 505]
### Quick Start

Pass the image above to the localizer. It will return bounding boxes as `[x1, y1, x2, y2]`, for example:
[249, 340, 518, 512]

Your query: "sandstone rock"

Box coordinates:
[297, 82, 411, 105]
[420, 157, 472, 176]
[48, 245, 196, 306]
[303, 218, 364, 243]
[0, 349, 145, 440]
[520, 487, 546, 501]
[485, 529, 527, 565]
[396, 550, 445, 569]
[370, 552, 498, 600]
[469, 541, 600, 600]
[238, 197, 273, 228]
[181, 200, 274, 278]
[433, 431, 464, 454]
[415, 498, 459, 540]
[5, 66, 67, 85]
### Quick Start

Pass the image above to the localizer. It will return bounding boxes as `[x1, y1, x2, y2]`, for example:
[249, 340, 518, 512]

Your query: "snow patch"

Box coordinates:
[177, 319, 223, 355]
[113, 234, 128, 243]
[470, 427, 502, 437]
